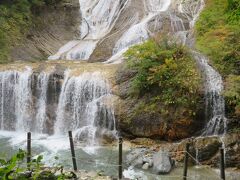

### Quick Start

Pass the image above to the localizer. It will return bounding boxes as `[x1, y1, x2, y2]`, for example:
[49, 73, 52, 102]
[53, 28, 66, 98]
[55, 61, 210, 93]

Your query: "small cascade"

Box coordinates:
[194, 53, 227, 135]
[54, 71, 116, 145]
[168, 0, 227, 135]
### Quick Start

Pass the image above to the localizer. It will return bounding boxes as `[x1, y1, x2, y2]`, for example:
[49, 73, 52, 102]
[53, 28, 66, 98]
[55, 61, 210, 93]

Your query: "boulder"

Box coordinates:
[126, 148, 146, 167]
[142, 163, 149, 170]
[152, 150, 173, 174]
[194, 137, 221, 162]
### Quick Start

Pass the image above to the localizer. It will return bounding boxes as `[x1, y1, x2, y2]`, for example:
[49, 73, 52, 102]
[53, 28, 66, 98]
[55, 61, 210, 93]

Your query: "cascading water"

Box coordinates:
[0, 68, 33, 132]
[47, 0, 227, 135]
[35, 72, 50, 134]
[106, 0, 172, 63]
[194, 53, 227, 135]
[0, 67, 116, 146]
[54, 71, 116, 145]
[0, 0, 233, 178]
[49, 0, 128, 60]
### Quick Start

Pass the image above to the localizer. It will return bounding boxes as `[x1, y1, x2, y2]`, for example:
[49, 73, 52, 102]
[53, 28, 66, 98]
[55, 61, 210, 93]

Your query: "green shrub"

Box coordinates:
[0, 149, 74, 180]
[224, 75, 240, 116]
[124, 37, 201, 109]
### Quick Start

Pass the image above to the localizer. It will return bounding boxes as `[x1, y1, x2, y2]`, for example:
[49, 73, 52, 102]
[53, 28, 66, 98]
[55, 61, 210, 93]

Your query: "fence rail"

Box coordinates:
[1, 132, 226, 180]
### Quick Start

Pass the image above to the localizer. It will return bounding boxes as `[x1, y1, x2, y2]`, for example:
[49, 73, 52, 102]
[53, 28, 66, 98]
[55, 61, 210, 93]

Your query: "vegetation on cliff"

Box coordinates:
[195, 0, 240, 120]
[0, 0, 62, 63]
[117, 37, 203, 140]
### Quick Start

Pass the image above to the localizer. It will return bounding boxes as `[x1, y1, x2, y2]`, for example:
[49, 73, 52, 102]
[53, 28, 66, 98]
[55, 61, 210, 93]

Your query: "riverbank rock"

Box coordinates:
[125, 132, 240, 169]
[152, 150, 173, 174]
[115, 63, 205, 141]
[194, 136, 222, 162]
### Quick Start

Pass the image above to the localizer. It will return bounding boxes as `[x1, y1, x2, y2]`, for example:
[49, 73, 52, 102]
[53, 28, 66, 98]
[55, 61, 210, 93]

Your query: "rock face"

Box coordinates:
[152, 150, 173, 174]
[127, 133, 240, 169]
[11, 0, 80, 61]
[115, 66, 205, 140]
[194, 137, 222, 162]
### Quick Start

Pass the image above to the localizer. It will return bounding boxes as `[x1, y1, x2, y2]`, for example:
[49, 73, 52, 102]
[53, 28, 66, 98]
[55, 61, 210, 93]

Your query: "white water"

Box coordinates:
[0, 68, 33, 132]
[15, 67, 33, 132]
[35, 72, 49, 134]
[194, 52, 227, 135]
[106, 0, 171, 63]
[49, 0, 128, 60]
[54, 71, 116, 146]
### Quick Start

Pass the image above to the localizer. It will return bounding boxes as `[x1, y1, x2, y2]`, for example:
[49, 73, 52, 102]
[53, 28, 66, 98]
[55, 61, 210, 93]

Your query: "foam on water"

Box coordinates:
[123, 166, 148, 180]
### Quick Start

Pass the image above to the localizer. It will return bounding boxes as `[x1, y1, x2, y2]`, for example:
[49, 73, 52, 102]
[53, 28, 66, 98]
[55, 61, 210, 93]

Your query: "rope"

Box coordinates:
[185, 151, 221, 179]
[63, 157, 121, 167]
[31, 137, 67, 141]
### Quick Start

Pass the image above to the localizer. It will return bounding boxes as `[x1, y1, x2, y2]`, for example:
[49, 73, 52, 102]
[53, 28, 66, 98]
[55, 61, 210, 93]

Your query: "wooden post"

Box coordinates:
[27, 132, 31, 170]
[183, 143, 190, 180]
[68, 131, 77, 171]
[118, 137, 123, 180]
[220, 148, 225, 180]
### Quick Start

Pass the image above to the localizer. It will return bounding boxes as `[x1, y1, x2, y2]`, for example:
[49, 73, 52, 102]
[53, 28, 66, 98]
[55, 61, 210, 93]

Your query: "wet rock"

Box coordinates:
[152, 150, 173, 174]
[222, 133, 240, 168]
[126, 148, 147, 167]
[142, 163, 149, 170]
[100, 131, 116, 144]
[194, 137, 221, 162]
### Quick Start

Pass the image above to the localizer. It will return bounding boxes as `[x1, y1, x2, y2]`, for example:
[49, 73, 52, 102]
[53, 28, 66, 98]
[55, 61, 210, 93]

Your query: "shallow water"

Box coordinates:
[0, 131, 239, 179]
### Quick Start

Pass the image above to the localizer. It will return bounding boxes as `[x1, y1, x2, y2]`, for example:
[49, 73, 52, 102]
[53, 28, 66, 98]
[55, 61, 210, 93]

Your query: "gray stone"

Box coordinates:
[152, 150, 172, 174]
[142, 163, 149, 170]
[126, 148, 147, 167]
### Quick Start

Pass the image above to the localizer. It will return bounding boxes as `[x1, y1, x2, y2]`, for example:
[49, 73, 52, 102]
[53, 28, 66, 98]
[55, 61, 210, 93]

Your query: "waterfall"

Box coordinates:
[194, 53, 227, 135]
[54, 71, 116, 145]
[1, 0, 227, 140]
[0, 68, 116, 144]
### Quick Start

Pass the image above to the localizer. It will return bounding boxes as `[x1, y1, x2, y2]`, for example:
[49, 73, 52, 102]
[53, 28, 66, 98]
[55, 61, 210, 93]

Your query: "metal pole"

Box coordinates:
[119, 137, 123, 179]
[68, 131, 77, 171]
[220, 148, 225, 180]
[27, 132, 31, 170]
[183, 143, 190, 180]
